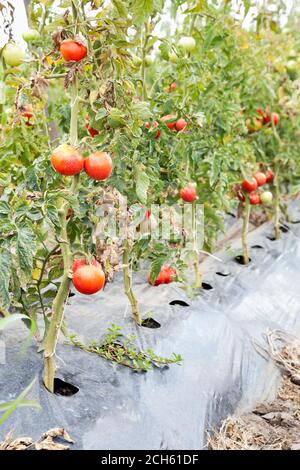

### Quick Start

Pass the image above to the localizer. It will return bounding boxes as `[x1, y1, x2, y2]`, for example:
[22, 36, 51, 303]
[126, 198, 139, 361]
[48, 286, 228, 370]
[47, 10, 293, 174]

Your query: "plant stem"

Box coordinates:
[192, 201, 202, 288]
[273, 166, 281, 240]
[141, 22, 149, 101]
[43, 79, 80, 392]
[242, 198, 251, 265]
[122, 240, 142, 326]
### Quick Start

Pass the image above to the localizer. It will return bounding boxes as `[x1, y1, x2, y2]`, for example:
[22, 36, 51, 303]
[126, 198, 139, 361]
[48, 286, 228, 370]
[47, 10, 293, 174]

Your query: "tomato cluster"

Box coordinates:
[239, 170, 274, 206]
[51, 145, 113, 181]
[246, 108, 279, 133]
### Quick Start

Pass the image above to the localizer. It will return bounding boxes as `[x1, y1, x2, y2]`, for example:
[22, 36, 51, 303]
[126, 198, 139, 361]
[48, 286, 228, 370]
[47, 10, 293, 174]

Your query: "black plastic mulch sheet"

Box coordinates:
[1, 203, 300, 450]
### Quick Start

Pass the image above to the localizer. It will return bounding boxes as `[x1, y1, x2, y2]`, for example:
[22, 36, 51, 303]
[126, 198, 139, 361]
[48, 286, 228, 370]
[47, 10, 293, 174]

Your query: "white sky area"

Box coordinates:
[0, 0, 297, 48]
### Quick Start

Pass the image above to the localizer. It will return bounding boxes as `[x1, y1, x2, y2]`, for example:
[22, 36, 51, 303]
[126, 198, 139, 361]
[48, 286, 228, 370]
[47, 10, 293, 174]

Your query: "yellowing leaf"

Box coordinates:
[32, 268, 41, 281]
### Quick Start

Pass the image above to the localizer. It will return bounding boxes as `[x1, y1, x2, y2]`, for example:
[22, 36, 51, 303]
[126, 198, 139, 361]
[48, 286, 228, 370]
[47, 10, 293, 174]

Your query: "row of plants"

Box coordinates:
[0, 0, 300, 394]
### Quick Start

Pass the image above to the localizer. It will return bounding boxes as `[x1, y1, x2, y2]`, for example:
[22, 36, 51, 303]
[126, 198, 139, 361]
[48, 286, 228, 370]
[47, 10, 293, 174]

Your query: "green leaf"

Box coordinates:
[136, 169, 149, 204]
[16, 228, 36, 281]
[0, 379, 41, 426]
[0, 200, 10, 215]
[149, 257, 167, 284]
[131, 101, 152, 121]
[0, 248, 11, 310]
[0, 313, 33, 331]
[111, 0, 127, 16]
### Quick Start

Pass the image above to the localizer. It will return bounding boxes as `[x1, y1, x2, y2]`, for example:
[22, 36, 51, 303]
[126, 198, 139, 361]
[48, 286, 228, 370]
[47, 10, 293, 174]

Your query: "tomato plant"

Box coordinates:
[0, 0, 300, 397]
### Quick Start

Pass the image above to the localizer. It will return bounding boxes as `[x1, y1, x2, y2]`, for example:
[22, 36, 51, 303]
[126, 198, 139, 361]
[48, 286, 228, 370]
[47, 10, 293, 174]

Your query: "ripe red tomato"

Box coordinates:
[175, 118, 187, 132]
[148, 265, 177, 286]
[60, 39, 87, 62]
[241, 178, 258, 192]
[21, 105, 34, 120]
[271, 112, 279, 126]
[51, 144, 84, 176]
[266, 169, 274, 183]
[72, 258, 100, 273]
[84, 152, 113, 180]
[169, 83, 177, 92]
[253, 171, 267, 186]
[180, 183, 197, 202]
[160, 114, 177, 129]
[256, 107, 264, 116]
[154, 129, 161, 140]
[85, 116, 99, 137]
[249, 192, 261, 205]
[145, 121, 160, 139]
[73, 265, 105, 295]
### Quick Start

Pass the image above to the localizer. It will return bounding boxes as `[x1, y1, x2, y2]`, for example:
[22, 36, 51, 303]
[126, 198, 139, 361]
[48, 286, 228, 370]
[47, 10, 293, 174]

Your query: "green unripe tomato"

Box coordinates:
[132, 55, 142, 67]
[178, 36, 196, 52]
[2, 43, 25, 66]
[169, 52, 179, 63]
[22, 29, 40, 42]
[145, 54, 154, 66]
[260, 191, 273, 206]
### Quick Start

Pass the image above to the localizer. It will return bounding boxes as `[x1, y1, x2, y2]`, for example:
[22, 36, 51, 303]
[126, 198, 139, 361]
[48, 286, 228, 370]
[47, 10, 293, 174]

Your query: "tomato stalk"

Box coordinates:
[192, 201, 202, 288]
[273, 165, 281, 240]
[242, 197, 251, 265]
[140, 22, 150, 101]
[122, 239, 142, 326]
[43, 78, 80, 392]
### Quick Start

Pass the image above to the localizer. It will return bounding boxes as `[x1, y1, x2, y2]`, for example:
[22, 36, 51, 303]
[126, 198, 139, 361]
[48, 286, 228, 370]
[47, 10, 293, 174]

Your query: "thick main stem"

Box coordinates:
[122, 240, 142, 326]
[242, 198, 251, 265]
[43, 79, 79, 392]
[273, 167, 281, 240]
[192, 201, 202, 288]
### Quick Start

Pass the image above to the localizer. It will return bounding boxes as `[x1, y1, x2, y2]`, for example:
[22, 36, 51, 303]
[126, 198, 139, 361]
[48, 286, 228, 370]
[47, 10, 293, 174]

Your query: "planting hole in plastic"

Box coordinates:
[280, 224, 289, 233]
[290, 220, 300, 224]
[226, 212, 236, 218]
[68, 292, 76, 298]
[235, 255, 251, 265]
[251, 245, 264, 249]
[141, 318, 161, 329]
[53, 378, 79, 396]
[202, 282, 213, 290]
[267, 235, 276, 241]
[216, 271, 230, 277]
[169, 300, 190, 307]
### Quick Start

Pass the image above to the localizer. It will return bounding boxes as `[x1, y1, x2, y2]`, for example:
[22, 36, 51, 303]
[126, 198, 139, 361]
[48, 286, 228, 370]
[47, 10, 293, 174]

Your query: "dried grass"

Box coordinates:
[208, 330, 300, 451]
